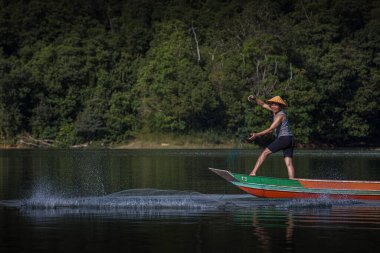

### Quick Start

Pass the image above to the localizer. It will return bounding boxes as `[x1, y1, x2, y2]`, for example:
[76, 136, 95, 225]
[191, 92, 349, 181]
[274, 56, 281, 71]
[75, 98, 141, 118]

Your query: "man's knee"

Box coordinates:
[262, 148, 272, 156]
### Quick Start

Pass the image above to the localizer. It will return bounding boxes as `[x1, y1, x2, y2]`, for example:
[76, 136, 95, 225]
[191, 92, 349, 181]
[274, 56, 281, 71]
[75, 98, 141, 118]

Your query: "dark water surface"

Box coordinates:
[1, 149, 380, 253]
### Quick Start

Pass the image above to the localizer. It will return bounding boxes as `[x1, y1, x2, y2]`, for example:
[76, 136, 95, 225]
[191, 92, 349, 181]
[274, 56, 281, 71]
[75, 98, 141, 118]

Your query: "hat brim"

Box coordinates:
[267, 100, 287, 107]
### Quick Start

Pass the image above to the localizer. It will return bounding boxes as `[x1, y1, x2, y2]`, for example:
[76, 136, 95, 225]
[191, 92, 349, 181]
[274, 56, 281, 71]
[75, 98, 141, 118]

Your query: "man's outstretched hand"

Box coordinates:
[248, 95, 256, 102]
[248, 133, 257, 141]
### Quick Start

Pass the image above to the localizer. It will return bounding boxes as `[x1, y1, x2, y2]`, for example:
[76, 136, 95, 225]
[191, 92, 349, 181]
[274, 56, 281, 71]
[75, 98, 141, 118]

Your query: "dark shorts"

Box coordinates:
[267, 136, 294, 157]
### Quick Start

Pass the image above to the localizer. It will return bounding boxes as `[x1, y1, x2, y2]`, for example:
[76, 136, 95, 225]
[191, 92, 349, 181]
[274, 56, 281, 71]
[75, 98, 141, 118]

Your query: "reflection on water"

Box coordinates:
[2, 189, 380, 227]
[1, 149, 380, 253]
[230, 198, 380, 252]
[1, 190, 380, 253]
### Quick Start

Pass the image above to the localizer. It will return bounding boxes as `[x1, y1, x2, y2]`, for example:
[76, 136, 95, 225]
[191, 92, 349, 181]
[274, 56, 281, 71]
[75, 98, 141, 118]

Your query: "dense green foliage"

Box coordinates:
[1, 0, 379, 146]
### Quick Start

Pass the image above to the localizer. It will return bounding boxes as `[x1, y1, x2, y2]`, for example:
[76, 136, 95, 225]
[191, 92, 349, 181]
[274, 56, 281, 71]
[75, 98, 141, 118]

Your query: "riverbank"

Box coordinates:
[1, 133, 378, 150]
[0, 133, 250, 149]
[2, 140, 379, 150]
[0, 139, 252, 149]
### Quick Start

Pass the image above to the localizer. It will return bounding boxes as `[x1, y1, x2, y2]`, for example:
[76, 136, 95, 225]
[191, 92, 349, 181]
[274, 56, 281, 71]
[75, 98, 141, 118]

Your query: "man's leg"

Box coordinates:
[284, 156, 295, 179]
[250, 148, 272, 176]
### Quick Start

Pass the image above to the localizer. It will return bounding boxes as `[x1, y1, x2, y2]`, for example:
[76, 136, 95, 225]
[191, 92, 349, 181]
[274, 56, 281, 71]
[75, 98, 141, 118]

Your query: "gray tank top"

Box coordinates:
[275, 111, 293, 137]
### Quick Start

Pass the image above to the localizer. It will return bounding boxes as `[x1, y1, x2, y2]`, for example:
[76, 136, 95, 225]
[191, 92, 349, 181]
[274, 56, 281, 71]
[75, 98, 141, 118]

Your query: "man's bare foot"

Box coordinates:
[249, 173, 256, 176]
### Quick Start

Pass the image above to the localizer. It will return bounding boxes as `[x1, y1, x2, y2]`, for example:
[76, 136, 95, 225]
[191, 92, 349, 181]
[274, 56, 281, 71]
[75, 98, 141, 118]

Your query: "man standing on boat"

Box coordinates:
[247, 95, 295, 179]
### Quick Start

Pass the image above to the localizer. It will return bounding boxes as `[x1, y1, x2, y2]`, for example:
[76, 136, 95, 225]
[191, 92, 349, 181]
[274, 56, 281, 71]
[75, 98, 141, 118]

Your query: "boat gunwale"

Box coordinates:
[229, 170, 380, 184]
[294, 178, 380, 184]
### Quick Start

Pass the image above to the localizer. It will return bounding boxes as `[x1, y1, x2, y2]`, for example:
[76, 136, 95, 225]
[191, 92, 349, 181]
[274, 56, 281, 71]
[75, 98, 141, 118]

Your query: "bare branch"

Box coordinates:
[240, 53, 246, 65]
[301, 0, 311, 24]
[274, 60, 277, 75]
[106, 3, 114, 33]
[262, 67, 266, 81]
[289, 63, 293, 80]
[19, 140, 40, 148]
[256, 60, 260, 80]
[191, 21, 201, 63]
[208, 45, 219, 61]
[284, 63, 293, 92]
[26, 135, 53, 146]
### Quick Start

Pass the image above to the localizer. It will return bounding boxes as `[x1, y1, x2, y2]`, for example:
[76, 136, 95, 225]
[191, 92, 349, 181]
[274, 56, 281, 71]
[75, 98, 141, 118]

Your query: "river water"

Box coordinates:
[0, 149, 380, 252]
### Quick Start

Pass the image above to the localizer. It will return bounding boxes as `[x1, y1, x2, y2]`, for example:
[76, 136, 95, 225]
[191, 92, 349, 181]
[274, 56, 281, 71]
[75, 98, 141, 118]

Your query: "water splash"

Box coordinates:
[21, 189, 226, 210]
[13, 189, 238, 220]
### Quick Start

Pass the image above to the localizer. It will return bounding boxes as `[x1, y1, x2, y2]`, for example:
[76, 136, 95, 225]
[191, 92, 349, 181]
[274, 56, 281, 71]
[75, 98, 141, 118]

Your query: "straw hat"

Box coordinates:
[267, 96, 288, 107]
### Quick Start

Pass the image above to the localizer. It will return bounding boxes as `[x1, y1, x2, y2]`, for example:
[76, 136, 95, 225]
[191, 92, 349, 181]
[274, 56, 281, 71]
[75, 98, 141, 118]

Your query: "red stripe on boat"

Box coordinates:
[238, 185, 380, 200]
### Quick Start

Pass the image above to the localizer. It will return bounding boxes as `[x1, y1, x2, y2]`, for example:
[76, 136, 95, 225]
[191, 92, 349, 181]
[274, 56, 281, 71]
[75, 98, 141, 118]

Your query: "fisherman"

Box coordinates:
[247, 95, 295, 179]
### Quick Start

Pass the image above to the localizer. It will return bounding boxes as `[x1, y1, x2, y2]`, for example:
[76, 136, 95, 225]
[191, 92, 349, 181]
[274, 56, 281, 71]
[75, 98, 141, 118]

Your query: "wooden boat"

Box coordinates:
[209, 168, 380, 200]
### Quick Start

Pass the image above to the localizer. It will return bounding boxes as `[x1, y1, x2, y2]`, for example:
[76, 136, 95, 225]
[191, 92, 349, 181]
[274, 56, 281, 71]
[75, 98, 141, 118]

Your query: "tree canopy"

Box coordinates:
[1, 0, 379, 146]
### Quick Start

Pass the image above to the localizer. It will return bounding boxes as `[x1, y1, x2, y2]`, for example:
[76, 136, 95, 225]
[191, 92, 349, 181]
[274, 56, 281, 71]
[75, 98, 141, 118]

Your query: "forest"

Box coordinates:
[0, 0, 379, 147]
